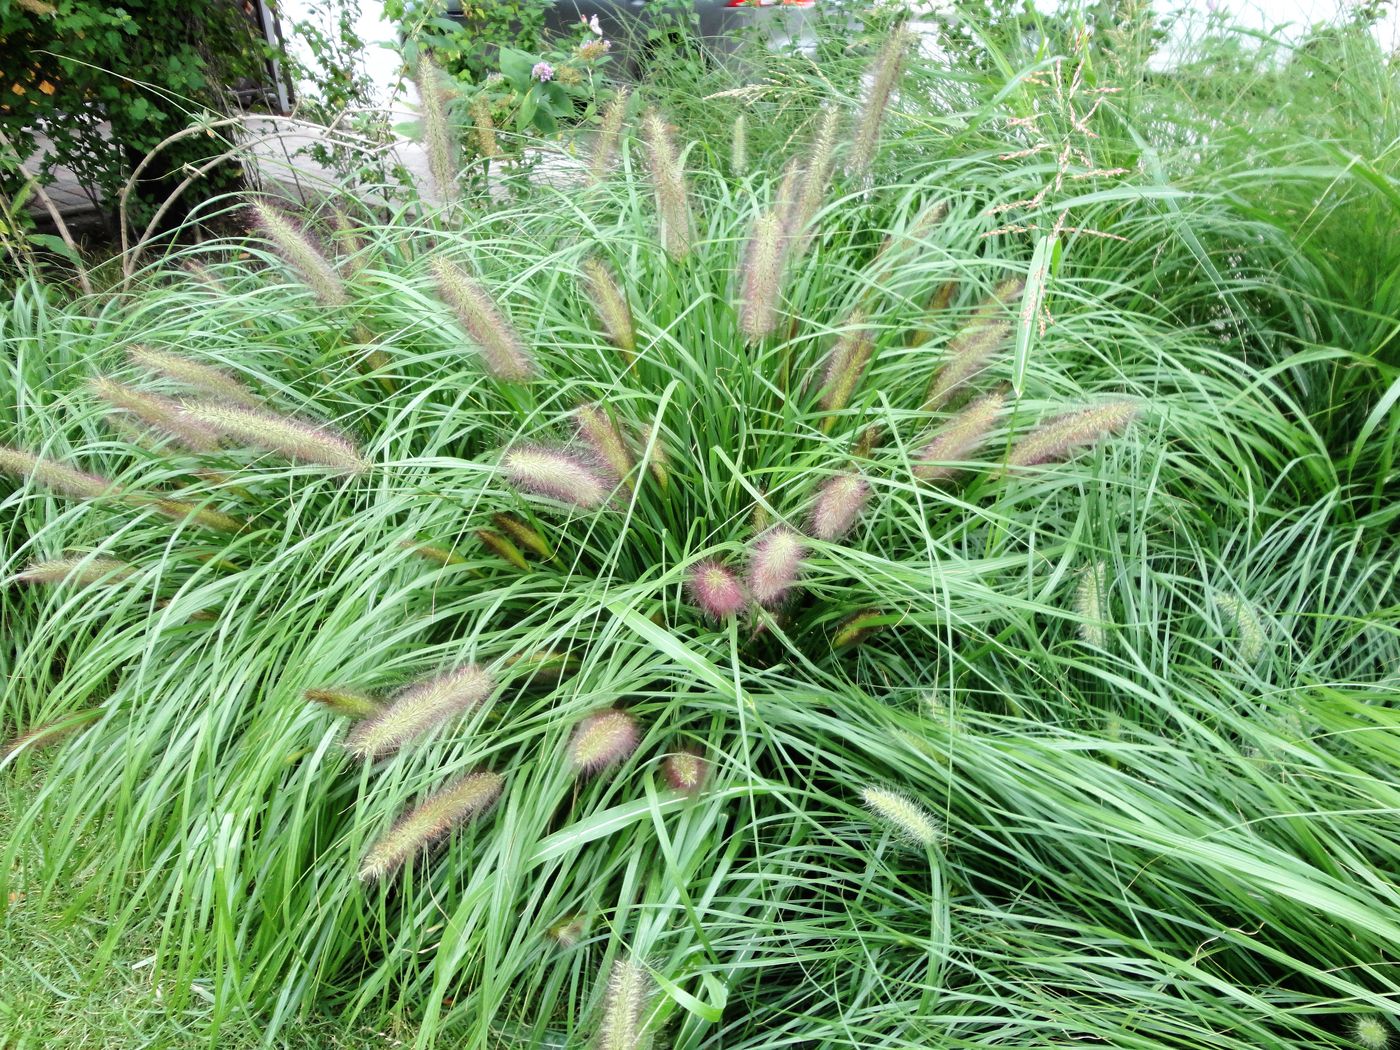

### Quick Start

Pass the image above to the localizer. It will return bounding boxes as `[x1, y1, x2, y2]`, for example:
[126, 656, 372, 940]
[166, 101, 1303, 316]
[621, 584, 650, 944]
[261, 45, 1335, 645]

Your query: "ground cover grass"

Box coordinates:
[1, 9, 1397, 1050]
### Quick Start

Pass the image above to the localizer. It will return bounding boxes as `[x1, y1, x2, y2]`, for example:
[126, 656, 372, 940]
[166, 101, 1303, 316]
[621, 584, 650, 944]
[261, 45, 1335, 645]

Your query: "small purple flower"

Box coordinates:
[532, 61, 555, 82]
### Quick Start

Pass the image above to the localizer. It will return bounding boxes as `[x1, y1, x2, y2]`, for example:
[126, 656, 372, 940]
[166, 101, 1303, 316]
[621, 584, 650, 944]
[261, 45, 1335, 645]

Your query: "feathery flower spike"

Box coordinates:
[747, 527, 805, 608]
[1005, 399, 1139, 468]
[923, 278, 1024, 410]
[581, 257, 636, 357]
[568, 708, 640, 774]
[664, 749, 709, 795]
[469, 94, 499, 160]
[913, 391, 1005, 481]
[0, 446, 118, 500]
[358, 770, 503, 881]
[504, 444, 611, 509]
[739, 209, 785, 343]
[809, 472, 869, 542]
[731, 113, 748, 173]
[345, 664, 496, 759]
[8, 556, 133, 587]
[401, 539, 468, 566]
[182, 402, 368, 474]
[1213, 592, 1266, 663]
[492, 512, 553, 560]
[861, 785, 940, 846]
[414, 57, 459, 201]
[305, 687, 382, 719]
[596, 957, 653, 1050]
[641, 108, 694, 262]
[90, 377, 220, 451]
[430, 256, 537, 382]
[476, 528, 529, 570]
[574, 404, 634, 490]
[1075, 561, 1108, 648]
[128, 346, 258, 407]
[251, 200, 349, 308]
[687, 559, 747, 620]
[1350, 1015, 1393, 1050]
[819, 313, 876, 416]
[850, 31, 913, 177]
[587, 87, 629, 186]
[786, 109, 841, 264]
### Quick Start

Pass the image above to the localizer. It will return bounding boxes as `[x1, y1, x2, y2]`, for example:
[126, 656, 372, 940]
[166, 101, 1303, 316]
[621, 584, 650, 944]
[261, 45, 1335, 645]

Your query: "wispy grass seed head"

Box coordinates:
[596, 957, 653, 1050]
[641, 108, 694, 262]
[358, 770, 503, 882]
[739, 209, 786, 343]
[1213, 592, 1267, 663]
[430, 257, 537, 382]
[819, 313, 876, 414]
[850, 30, 913, 178]
[127, 347, 258, 407]
[305, 687, 382, 720]
[574, 404, 634, 488]
[587, 87, 629, 187]
[504, 444, 611, 509]
[90, 377, 221, 452]
[914, 391, 1005, 481]
[861, 785, 940, 847]
[0, 446, 119, 501]
[1351, 1014, 1394, 1050]
[580, 258, 636, 356]
[664, 749, 709, 795]
[1006, 399, 1140, 468]
[687, 559, 747, 620]
[181, 402, 368, 474]
[809, 472, 869, 542]
[414, 56, 460, 201]
[346, 664, 497, 760]
[569, 708, 641, 774]
[250, 200, 349, 308]
[924, 280, 1024, 410]
[1075, 561, 1109, 648]
[747, 527, 805, 608]
[8, 556, 133, 587]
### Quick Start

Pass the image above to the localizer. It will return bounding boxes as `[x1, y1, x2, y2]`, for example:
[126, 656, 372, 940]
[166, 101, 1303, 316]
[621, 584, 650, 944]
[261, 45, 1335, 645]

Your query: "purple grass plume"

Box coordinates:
[739, 208, 786, 343]
[596, 956, 654, 1050]
[90, 378, 221, 452]
[568, 708, 641, 775]
[181, 402, 368, 474]
[305, 687, 382, 719]
[642, 108, 694, 262]
[250, 200, 349, 308]
[914, 391, 1005, 482]
[358, 770, 503, 882]
[923, 278, 1025, 410]
[581, 257, 637, 358]
[850, 31, 913, 178]
[574, 404, 634, 490]
[345, 664, 497, 760]
[785, 109, 842, 265]
[1006, 399, 1140, 469]
[503, 444, 612, 509]
[808, 472, 870, 542]
[747, 527, 805, 608]
[127, 346, 259, 407]
[8, 556, 133, 588]
[0, 446, 119, 501]
[819, 312, 877, 417]
[664, 749, 710, 795]
[430, 256, 537, 382]
[687, 559, 747, 620]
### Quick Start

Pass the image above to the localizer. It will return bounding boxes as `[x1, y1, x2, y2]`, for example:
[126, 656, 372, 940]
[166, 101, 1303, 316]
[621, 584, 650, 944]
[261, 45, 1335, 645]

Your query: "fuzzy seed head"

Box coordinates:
[476, 528, 529, 570]
[305, 687, 382, 720]
[182, 402, 368, 474]
[739, 209, 786, 343]
[642, 108, 694, 262]
[91, 378, 221, 452]
[575, 404, 634, 488]
[1075, 561, 1108, 648]
[833, 607, 885, 648]
[414, 57, 459, 201]
[819, 314, 877, 414]
[492, 512, 552, 560]
[914, 391, 1005, 482]
[924, 281, 1024, 410]
[1351, 1015, 1393, 1050]
[401, 539, 468, 566]
[687, 559, 747, 620]
[345, 664, 496, 760]
[809, 472, 869, 542]
[358, 770, 503, 881]
[149, 497, 245, 533]
[2, 714, 92, 762]
[9, 556, 133, 587]
[850, 31, 912, 177]
[664, 749, 709, 795]
[1006, 399, 1140, 468]
[469, 94, 499, 160]
[251, 200, 349, 308]
[747, 527, 805, 608]
[1213, 592, 1267, 663]
[596, 957, 653, 1050]
[430, 257, 536, 382]
[634, 425, 670, 491]
[786, 109, 842, 263]
[0, 446, 118, 501]
[127, 347, 258, 407]
[568, 708, 640, 774]
[581, 258, 636, 356]
[731, 113, 748, 173]
[548, 913, 588, 947]
[504, 444, 611, 509]
[587, 87, 629, 187]
[861, 785, 939, 846]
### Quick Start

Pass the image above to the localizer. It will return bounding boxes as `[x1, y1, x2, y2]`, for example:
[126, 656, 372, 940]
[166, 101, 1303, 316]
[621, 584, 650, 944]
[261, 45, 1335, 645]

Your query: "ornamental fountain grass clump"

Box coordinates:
[2, 49, 1394, 1050]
